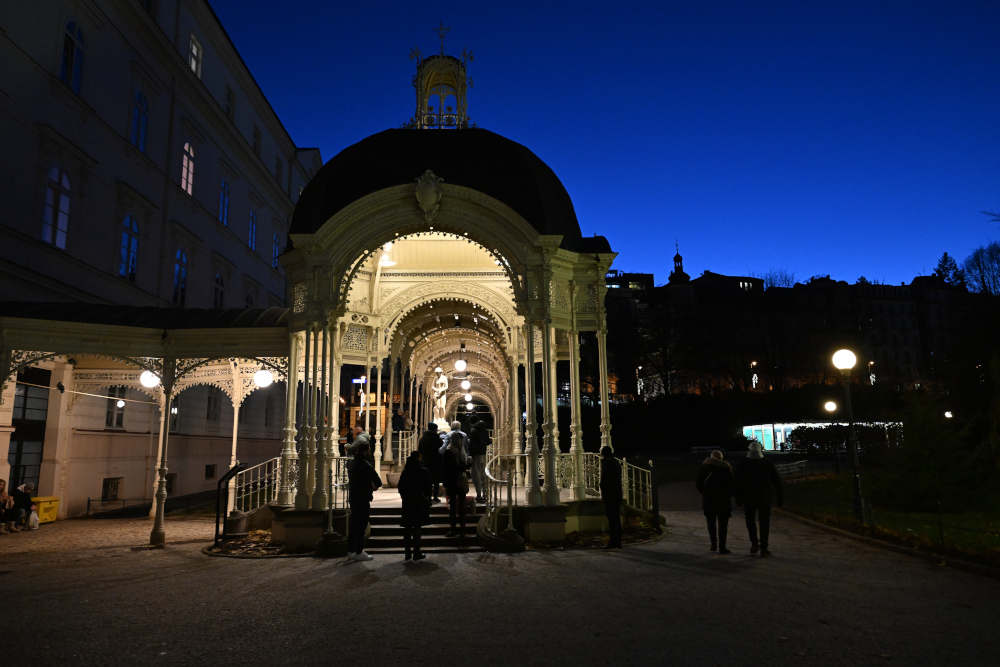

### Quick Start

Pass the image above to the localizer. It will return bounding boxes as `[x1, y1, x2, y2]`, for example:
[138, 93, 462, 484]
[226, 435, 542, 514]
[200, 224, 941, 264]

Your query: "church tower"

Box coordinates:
[403, 24, 475, 129]
[668, 242, 690, 284]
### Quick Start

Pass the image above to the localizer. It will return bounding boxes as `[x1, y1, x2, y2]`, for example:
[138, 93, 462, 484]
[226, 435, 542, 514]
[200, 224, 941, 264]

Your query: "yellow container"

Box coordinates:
[32, 496, 59, 524]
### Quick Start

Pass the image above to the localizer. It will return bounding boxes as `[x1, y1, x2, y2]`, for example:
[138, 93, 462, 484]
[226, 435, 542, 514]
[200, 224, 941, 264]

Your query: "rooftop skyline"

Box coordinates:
[211, 0, 999, 286]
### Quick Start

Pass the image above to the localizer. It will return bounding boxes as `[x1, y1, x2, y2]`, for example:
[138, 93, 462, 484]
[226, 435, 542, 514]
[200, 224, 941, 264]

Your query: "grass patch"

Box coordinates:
[784, 473, 1000, 568]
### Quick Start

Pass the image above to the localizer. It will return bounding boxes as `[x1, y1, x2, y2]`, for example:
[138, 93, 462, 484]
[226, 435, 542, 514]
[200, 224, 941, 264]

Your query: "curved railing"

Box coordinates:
[397, 429, 418, 462]
[482, 451, 655, 540]
[234, 455, 351, 513]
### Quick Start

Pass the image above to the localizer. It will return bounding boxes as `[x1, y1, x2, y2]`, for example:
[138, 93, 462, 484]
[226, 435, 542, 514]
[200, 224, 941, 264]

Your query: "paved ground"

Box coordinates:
[4, 484, 1000, 666]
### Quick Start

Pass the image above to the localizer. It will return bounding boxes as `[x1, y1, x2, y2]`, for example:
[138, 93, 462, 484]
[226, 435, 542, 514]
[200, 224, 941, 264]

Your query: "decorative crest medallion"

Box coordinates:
[414, 170, 444, 222]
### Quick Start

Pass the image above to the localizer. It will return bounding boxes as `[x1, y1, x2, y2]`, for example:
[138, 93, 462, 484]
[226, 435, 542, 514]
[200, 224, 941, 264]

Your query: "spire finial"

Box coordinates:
[434, 22, 450, 56]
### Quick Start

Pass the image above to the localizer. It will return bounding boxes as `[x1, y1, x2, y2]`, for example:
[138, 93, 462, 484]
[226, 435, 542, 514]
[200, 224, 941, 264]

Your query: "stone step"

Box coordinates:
[364, 545, 486, 555]
[369, 513, 484, 526]
[369, 525, 478, 537]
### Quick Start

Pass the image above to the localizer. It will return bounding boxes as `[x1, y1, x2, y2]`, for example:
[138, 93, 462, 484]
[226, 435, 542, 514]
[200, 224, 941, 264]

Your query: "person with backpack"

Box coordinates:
[467, 416, 491, 504]
[347, 441, 382, 561]
[440, 421, 470, 539]
[695, 450, 735, 554]
[734, 441, 784, 557]
[397, 451, 432, 562]
[417, 422, 444, 502]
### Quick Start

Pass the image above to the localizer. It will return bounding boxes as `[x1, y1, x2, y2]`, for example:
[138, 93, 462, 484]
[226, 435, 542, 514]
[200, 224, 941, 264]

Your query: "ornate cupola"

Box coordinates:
[669, 241, 690, 284]
[403, 23, 475, 129]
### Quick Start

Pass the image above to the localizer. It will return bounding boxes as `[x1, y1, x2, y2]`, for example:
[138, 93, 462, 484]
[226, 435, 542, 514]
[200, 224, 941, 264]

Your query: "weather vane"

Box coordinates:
[434, 22, 450, 55]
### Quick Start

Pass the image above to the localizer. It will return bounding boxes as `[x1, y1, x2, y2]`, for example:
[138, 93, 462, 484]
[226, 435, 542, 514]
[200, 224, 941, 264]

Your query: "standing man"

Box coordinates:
[347, 441, 382, 561]
[599, 447, 623, 549]
[417, 422, 444, 503]
[467, 416, 490, 504]
[346, 425, 370, 457]
[734, 441, 784, 557]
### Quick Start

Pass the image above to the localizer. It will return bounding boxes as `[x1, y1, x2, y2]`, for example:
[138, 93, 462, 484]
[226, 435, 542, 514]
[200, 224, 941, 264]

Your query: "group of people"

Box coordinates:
[0, 480, 36, 535]
[695, 441, 784, 556]
[345, 416, 491, 562]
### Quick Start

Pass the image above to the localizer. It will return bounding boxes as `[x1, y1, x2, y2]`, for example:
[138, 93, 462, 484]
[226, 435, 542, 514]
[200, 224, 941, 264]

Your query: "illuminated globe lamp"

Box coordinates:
[454, 358, 467, 371]
[253, 369, 273, 387]
[464, 393, 472, 402]
[832, 348, 864, 521]
[116, 399, 125, 408]
[139, 371, 160, 388]
[466, 402, 474, 411]
[832, 349, 857, 375]
[460, 380, 471, 391]
[824, 401, 836, 412]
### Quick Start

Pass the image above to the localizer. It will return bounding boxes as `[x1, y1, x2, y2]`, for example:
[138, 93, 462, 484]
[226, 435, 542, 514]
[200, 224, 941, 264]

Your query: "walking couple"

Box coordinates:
[696, 441, 784, 557]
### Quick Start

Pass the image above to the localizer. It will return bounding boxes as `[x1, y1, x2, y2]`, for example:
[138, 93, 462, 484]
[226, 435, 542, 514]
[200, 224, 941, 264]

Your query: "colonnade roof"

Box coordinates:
[290, 129, 601, 251]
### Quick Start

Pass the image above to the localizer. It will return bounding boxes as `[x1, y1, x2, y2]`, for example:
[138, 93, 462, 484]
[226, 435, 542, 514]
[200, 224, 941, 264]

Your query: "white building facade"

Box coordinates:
[0, 0, 320, 516]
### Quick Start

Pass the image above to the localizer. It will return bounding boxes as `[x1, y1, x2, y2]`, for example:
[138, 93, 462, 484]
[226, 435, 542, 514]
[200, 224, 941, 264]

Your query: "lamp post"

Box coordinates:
[832, 349, 864, 521]
[824, 401, 840, 475]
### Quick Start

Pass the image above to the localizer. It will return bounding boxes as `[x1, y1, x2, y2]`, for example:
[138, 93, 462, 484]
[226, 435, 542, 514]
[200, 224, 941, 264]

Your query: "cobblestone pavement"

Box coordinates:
[4, 486, 1000, 666]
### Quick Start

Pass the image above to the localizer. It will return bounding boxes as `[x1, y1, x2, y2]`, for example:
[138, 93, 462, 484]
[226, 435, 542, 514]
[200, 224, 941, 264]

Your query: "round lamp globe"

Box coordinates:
[139, 371, 160, 388]
[832, 349, 857, 371]
[253, 370, 273, 387]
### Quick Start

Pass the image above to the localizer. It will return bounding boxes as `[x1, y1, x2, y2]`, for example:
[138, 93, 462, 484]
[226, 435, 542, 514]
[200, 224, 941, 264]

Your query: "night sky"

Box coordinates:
[211, 0, 999, 287]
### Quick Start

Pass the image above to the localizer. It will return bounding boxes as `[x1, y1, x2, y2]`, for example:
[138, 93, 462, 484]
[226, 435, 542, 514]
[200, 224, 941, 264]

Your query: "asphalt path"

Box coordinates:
[4, 483, 999, 666]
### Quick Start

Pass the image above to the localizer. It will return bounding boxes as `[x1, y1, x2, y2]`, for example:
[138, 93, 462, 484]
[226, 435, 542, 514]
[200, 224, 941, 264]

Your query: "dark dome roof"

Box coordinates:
[290, 129, 599, 251]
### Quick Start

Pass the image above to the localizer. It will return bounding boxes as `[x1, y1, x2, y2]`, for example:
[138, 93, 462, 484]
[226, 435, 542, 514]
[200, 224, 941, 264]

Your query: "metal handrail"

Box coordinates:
[484, 453, 518, 536]
[233, 456, 281, 513]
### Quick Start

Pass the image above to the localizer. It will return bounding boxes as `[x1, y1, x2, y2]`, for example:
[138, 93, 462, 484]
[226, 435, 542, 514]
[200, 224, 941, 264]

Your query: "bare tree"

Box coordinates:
[751, 268, 797, 290]
[963, 242, 1000, 296]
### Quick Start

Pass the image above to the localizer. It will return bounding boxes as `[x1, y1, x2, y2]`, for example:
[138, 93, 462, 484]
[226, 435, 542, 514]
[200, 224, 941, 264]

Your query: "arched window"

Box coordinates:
[271, 233, 280, 269]
[120, 214, 139, 283]
[129, 91, 148, 152]
[213, 273, 225, 308]
[173, 249, 187, 305]
[245, 293, 254, 308]
[60, 22, 85, 94]
[180, 142, 195, 195]
[218, 180, 229, 225]
[248, 210, 257, 251]
[42, 166, 71, 249]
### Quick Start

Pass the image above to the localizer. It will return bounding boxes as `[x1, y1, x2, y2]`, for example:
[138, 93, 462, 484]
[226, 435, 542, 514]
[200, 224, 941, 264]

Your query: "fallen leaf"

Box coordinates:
[778, 637, 788, 643]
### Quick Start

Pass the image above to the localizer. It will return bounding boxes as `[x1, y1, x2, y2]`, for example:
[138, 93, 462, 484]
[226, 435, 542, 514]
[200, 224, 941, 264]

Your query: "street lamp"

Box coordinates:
[833, 349, 864, 521]
[824, 401, 836, 412]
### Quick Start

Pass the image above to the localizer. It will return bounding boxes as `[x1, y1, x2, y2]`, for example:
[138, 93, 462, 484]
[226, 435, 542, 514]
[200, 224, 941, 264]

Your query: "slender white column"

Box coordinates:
[330, 353, 342, 459]
[385, 357, 396, 462]
[312, 325, 329, 509]
[541, 320, 560, 506]
[227, 360, 241, 514]
[569, 329, 585, 500]
[278, 333, 299, 505]
[149, 358, 175, 545]
[373, 362, 383, 473]
[295, 327, 313, 510]
[524, 322, 542, 506]
[364, 357, 372, 431]
[408, 373, 415, 427]
[597, 327, 613, 451]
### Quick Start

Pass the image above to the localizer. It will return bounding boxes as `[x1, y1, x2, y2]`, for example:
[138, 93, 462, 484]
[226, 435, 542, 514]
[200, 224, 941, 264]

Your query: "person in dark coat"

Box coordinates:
[417, 422, 444, 502]
[440, 427, 470, 538]
[347, 441, 382, 561]
[599, 446, 623, 549]
[397, 451, 432, 561]
[734, 440, 784, 557]
[468, 417, 490, 504]
[10, 481, 35, 530]
[695, 450, 735, 554]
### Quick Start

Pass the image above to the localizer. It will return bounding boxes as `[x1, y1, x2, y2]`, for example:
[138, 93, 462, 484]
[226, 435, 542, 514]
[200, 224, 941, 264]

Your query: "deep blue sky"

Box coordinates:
[212, 0, 999, 286]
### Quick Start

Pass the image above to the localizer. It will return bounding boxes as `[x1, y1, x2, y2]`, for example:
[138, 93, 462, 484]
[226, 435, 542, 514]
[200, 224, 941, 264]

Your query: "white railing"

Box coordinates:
[233, 455, 353, 514]
[397, 429, 418, 462]
[482, 452, 655, 538]
[484, 454, 519, 536]
[234, 457, 281, 513]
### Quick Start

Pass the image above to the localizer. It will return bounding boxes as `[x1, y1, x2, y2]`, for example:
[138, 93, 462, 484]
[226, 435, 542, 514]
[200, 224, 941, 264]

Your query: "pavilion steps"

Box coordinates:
[364, 504, 486, 554]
